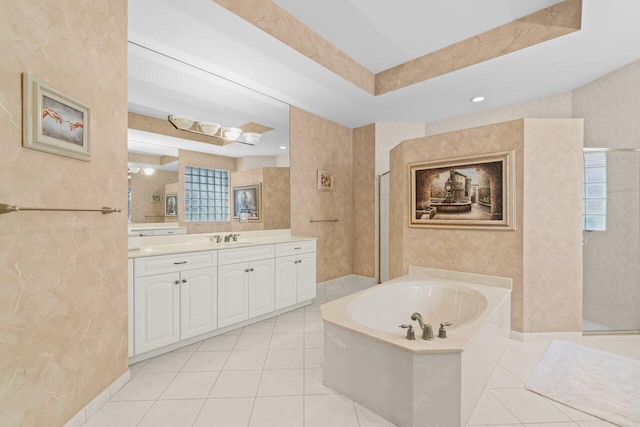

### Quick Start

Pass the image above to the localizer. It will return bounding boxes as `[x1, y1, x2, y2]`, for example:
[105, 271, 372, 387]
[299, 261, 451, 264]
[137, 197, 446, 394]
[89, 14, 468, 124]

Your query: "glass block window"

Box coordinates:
[583, 151, 606, 231]
[184, 166, 230, 222]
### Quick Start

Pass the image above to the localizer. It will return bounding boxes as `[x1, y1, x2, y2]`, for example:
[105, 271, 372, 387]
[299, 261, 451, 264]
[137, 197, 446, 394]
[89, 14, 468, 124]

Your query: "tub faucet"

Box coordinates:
[411, 313, 434, 341]
[224, 233, 239, 242]
[210, 235, 222, 243]
[399, 324, 415, 340]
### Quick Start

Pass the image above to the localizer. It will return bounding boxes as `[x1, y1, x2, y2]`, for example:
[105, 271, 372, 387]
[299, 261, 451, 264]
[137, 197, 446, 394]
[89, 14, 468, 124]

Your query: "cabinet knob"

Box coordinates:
[250, 268, 254, 272]
[174, 280, 180, 285]
[245, 268, 250, 273]
[182, 279, 187, 283]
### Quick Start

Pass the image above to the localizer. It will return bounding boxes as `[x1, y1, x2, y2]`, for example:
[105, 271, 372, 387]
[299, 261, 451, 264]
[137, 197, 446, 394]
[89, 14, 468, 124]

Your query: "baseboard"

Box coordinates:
[317, 274, 376, 287]
[64, 369, 130, 427]
[510, 330, 582, 342]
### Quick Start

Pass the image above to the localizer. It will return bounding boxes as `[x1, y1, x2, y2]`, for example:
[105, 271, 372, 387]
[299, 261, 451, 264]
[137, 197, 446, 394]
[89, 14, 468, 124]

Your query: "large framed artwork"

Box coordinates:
[233, 184, 262, 222]
[165, 194, 178, 217]
[409, 151, 515, 230]
[22, 74, 91, 161]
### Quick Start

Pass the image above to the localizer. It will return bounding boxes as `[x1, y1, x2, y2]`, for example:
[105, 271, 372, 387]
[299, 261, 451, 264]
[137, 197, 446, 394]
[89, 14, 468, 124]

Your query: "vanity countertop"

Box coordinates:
[128, 223, 185, 231]
[128, 231, 315, 259]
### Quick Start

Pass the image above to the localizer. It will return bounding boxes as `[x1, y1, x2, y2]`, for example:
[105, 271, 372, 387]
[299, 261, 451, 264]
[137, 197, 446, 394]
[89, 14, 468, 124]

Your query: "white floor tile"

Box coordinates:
[242, 321, 275, 335]
[257, 369, 303, 396]
[486, 365, 524, 389]
[304, 333, 323, 349]
[194, 397, 254, 427]
[110, 373, 175, 401]
[249, 396, 304, 427]
[209, 370, 262, 398]
[269, 334, 304, 350]
[354, 402, 396, 427]
[83, 401, 154, 427]
[304, 395, 359, 427]
[224, 350, 268, 371]
[138, 351, 191, 374]
[264, 349, 303, 369]
[490, 389, 571, 424]
[182, 351, 230, 372]
[304, 349, 323, 369]
[234, 333, 272, 351]
[198, 334, 238, 351]
[577, 421, 619, 426]
[467, 390, 521, 426]
[277, 310, 304, 322]
[523, 423, 577, 427]
[304, 368, 337, 395]
[172, 341, 202, 352]
[128, 360, 148, 376]
[304, 311, 322, 322]
[304, 321, 323, 334]
[499, 361, 537, 383]
[548, 400, 599, 422]
[137, 399, 204, 427]
[273, 321, 304, 334]
[160, 372, 219, 399]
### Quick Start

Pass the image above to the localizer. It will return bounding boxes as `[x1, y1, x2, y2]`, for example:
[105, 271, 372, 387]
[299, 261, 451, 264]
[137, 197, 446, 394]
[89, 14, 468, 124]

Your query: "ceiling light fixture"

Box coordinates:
[471, 96, 486, 103]
[168, 114, 262, 146]
[279, 146, 287, 150]
[141, 168, 155, 176]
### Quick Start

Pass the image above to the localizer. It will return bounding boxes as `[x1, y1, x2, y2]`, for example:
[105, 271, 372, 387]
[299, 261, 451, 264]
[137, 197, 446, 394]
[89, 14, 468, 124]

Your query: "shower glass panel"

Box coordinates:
[582, 149, 640, 333]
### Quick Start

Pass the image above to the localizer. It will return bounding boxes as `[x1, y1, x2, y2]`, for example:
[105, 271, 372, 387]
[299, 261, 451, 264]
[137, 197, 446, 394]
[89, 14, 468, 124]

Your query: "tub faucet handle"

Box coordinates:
[438, 322, 453, 339]
[399, 324, 416, 340]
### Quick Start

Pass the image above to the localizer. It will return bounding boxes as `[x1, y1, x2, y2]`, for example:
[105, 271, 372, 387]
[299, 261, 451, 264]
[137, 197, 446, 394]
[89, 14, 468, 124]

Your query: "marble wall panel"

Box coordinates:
[522, 119, 584, 333]
[129, 171, 178, 223]
[352, 124, 376, 278]
[290, 107, 354, 282]
[0, 1, 128, 425]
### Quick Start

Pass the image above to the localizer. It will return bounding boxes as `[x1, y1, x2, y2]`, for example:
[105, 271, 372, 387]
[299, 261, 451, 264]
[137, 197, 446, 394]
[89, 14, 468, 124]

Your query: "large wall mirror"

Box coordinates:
[127, 43, 290, 233]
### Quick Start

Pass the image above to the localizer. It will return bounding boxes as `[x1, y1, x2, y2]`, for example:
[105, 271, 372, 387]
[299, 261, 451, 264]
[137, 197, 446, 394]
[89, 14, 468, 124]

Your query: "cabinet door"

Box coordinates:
[128, 259, 134, 358]
[297, 252, 317, 303]
[134, 272, 180, 354]
[275, 255, 297, 310]
[218, 263, 249, 328]
[181, 266, 218, 340]
[249, 259, 275, 318]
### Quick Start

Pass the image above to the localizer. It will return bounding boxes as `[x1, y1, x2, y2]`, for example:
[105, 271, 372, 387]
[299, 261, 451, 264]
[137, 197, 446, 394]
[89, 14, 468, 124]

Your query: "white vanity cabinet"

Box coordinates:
[275, 241, 317, 308]
[217, 245, 275, 328]
[133, 251, 217, 354]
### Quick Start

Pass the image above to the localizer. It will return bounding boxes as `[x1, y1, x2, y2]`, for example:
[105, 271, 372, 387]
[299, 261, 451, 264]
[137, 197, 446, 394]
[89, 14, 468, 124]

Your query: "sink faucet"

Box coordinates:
[224, 233, 240, 242]
[411, 313, 434, 341]
[210, 235, 222, 243]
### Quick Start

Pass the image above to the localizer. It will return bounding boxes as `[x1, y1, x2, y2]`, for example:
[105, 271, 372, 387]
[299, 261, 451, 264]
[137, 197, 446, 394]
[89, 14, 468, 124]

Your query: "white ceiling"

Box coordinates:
[273, 0, 564, 73]
[128, 0, 640, 130]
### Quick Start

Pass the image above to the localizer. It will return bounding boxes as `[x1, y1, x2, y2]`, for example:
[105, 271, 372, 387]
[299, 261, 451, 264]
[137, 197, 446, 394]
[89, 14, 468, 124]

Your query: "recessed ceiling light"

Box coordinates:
[471, 96, 486, 103]
[280, 146, 287, 150]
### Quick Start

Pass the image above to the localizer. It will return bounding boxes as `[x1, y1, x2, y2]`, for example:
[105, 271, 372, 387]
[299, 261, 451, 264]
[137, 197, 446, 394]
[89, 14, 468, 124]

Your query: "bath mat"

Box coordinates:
[525, 340, 640, 427]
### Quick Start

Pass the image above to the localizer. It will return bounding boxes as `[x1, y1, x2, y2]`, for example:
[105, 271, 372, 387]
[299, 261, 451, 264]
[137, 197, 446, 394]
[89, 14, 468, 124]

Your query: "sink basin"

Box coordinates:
[217, 241, 254, 248]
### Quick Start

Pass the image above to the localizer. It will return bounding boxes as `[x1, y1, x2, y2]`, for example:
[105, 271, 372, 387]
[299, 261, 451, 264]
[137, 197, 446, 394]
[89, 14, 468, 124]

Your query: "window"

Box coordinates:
[184, 166, 229, 222]
[583, 151, 606, 231]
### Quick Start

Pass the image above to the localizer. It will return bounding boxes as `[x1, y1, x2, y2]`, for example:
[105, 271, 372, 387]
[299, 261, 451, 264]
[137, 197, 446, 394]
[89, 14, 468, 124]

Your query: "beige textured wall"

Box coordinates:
[178, 149, 237, 234]
[522, 119, 584, 332]
[262, 167, 291, 230]
[352, 124, 376, 278]
[0, 1, 128, 425]
[129, 170, 178, 223]
[573, 59, 640, 329]
[290, 107, 353, 282]
[389, 119, 583, 332]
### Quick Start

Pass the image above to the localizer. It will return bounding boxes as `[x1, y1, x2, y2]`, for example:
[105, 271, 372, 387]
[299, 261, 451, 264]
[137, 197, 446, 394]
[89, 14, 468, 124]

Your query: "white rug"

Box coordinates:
[525, 340, 640, 427]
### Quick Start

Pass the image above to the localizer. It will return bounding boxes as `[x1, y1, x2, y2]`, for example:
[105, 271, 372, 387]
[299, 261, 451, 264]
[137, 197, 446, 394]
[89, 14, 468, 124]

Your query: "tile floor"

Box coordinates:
[83, 276, 640, 427]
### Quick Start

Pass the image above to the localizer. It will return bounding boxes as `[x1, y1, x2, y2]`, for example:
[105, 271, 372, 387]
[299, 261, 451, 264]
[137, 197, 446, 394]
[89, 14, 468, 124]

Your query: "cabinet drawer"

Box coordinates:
[275, 240, 316, 257]
[218, 245, 275, 266]
[135, 251, 217, 277]
[153, 228, 187, 236]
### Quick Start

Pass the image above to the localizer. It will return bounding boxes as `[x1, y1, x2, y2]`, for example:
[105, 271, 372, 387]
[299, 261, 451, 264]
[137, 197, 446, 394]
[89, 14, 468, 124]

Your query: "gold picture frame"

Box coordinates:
[165, 194, 178, 217]
[22, 73, 91, 161]
[409, 151, 515, 230]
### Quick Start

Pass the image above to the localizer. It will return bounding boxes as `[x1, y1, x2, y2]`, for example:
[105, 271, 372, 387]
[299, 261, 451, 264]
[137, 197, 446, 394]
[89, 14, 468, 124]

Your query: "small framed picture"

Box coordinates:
[22, 74, 91, 161]
[317, 170, 334, 191]
[165, 194, 178, 217]
[233, 184, 261, 222]
[151, 194, 162, 203]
